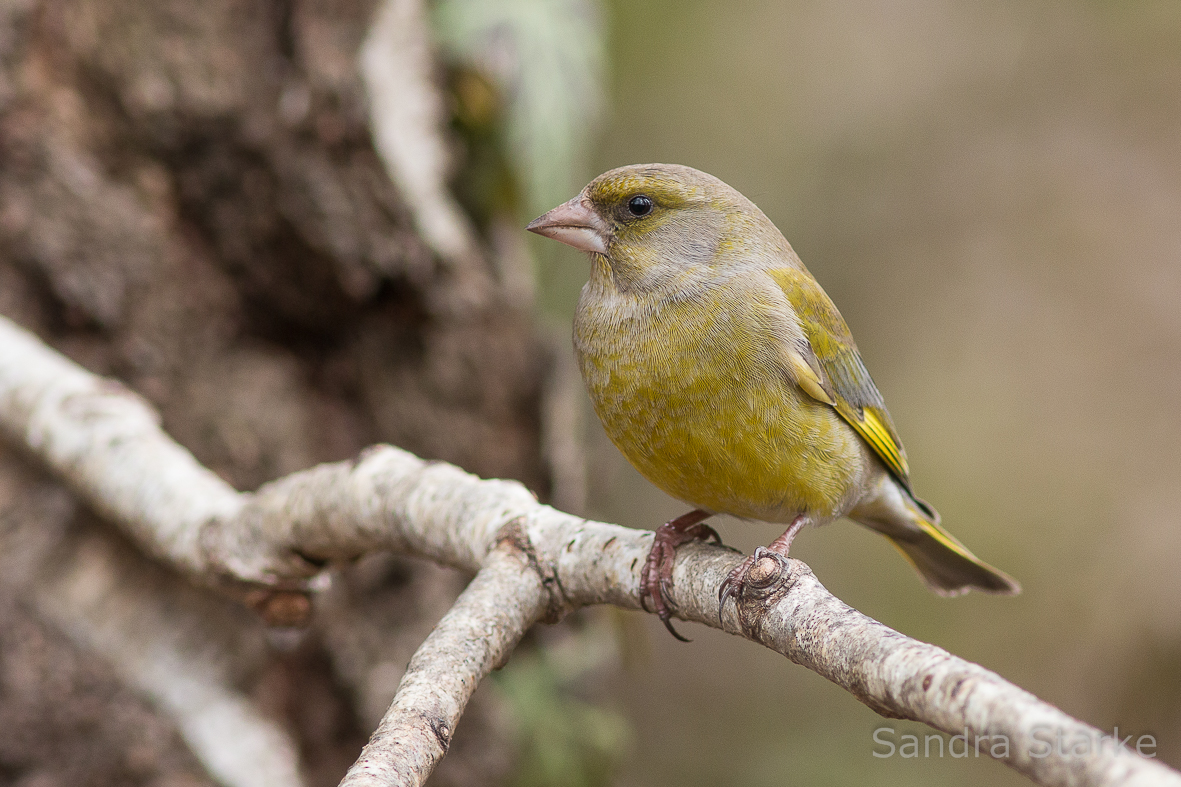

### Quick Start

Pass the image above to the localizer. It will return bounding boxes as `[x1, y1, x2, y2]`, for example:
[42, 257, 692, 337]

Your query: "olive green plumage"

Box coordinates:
[530, 163, 1018, 597]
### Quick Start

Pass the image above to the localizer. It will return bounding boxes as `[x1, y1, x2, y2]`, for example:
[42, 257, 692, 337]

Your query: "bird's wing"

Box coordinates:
[767, 267, 912, 487]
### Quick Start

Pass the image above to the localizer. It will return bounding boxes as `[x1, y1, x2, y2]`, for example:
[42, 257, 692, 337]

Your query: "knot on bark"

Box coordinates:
[429, 717, 452, 752]
[244, 589, 313, 627]
[735, 555, 809, 635]
[747, 554, 784, 589]
[494, 516, 567, 623]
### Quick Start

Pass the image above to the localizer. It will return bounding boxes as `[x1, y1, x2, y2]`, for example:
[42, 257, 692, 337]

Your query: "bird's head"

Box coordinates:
[527, 163, 780, 294]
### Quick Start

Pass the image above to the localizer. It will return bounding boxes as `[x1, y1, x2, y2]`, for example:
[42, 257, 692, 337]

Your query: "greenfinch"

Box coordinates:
[527, 163, 1019, 638]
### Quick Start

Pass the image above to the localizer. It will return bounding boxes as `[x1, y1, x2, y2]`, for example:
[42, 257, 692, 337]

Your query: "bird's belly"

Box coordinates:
[575, 301, 865, 523]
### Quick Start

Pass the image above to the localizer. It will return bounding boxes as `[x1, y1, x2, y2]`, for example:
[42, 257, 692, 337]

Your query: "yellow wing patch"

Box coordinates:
[836, 403, 909, 481]
[765, 266, 912, 485]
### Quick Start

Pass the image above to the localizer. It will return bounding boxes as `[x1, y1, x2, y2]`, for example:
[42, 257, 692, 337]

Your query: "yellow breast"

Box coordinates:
[573, 270, 867, 524]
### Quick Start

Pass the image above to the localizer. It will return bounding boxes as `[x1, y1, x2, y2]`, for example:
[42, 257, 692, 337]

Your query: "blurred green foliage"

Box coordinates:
[433, 0, 608, 318]
[432, 0, 606, 220]
[443, 65, 519, 232]
[493, 624, 630, 787]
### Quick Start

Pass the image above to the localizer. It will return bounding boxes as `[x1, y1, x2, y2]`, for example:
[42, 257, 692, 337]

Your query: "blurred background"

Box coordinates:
[553, 0, 1181, 785]
[0, 0, 1178, 786]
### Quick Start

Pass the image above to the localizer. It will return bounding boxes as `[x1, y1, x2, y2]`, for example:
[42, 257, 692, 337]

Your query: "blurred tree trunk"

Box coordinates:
[0, 0, 547, 784]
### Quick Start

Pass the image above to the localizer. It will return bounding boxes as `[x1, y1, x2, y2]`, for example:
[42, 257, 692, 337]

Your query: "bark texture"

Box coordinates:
[0, 0, 543, 784]
[3, 313, 1179, 787]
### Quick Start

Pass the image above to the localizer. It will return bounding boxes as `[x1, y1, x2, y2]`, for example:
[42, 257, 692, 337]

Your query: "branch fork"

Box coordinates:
[1, 314, 1178, 787]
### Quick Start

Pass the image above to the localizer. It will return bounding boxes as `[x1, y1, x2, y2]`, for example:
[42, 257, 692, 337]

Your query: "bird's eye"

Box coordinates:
[627, 195, 654, 217]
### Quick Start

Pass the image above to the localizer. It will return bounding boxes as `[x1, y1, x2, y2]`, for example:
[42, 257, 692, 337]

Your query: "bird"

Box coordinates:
[526, 163, 1019, 639]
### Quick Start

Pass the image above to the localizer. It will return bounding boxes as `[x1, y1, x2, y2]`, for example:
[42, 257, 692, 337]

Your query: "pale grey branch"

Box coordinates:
[0, 313, 243, 573]
[341, 533, 548, 787]
[0, 461, 303, 787]
[359, 0, 492, 309]
[29, 531, 305, 787]
[1, 313, 1177, 787]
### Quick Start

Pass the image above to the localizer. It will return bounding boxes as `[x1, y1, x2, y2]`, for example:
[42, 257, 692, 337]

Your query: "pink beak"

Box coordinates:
[525, 196, 610, 255]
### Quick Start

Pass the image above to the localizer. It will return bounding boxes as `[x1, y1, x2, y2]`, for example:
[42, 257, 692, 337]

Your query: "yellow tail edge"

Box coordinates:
[888, 508, 1021, 597]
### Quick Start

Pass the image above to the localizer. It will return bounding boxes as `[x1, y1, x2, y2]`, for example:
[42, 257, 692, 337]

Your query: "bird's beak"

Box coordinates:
[525, 196, 609, 255]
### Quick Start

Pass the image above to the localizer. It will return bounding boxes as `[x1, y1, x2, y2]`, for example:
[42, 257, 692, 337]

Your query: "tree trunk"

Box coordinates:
[0, 0, 545, 784]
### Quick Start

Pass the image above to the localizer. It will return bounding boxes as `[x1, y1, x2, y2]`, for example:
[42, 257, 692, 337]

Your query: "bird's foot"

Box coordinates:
[717, 515, 807, 620]
[640, 509, 722, 641]
[717, 547, 792, 613]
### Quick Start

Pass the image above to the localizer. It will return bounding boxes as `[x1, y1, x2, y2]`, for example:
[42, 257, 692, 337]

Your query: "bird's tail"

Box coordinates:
[872, 498, 1021, 596]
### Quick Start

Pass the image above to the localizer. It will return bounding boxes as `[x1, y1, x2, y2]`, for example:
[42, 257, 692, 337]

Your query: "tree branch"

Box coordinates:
[28, 530, 305, 787]
[359, 0, 492, 309]
[1, 312, 1177, 787]
[0, 463, 304, 787]
[341, 532, 548, 787]
[0, 313, 244, 574]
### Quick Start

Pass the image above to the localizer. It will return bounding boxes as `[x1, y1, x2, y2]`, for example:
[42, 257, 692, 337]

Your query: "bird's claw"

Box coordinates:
[639, 510, 722, 642]
[688, 522, 724, 546]
[751, 545, 791, 570]
[660, 611, 691, 643]
[640, 545, 692, 641]
[717, 555, 752, 622]
[717, 577, 737, 616]
[639, 562, 690, 641]
[717, 547, 793, 624]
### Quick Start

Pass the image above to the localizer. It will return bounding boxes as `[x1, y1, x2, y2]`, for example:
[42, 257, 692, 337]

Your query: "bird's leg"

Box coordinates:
[718, 515, 807, 616]
[641, 509, 723, 641]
